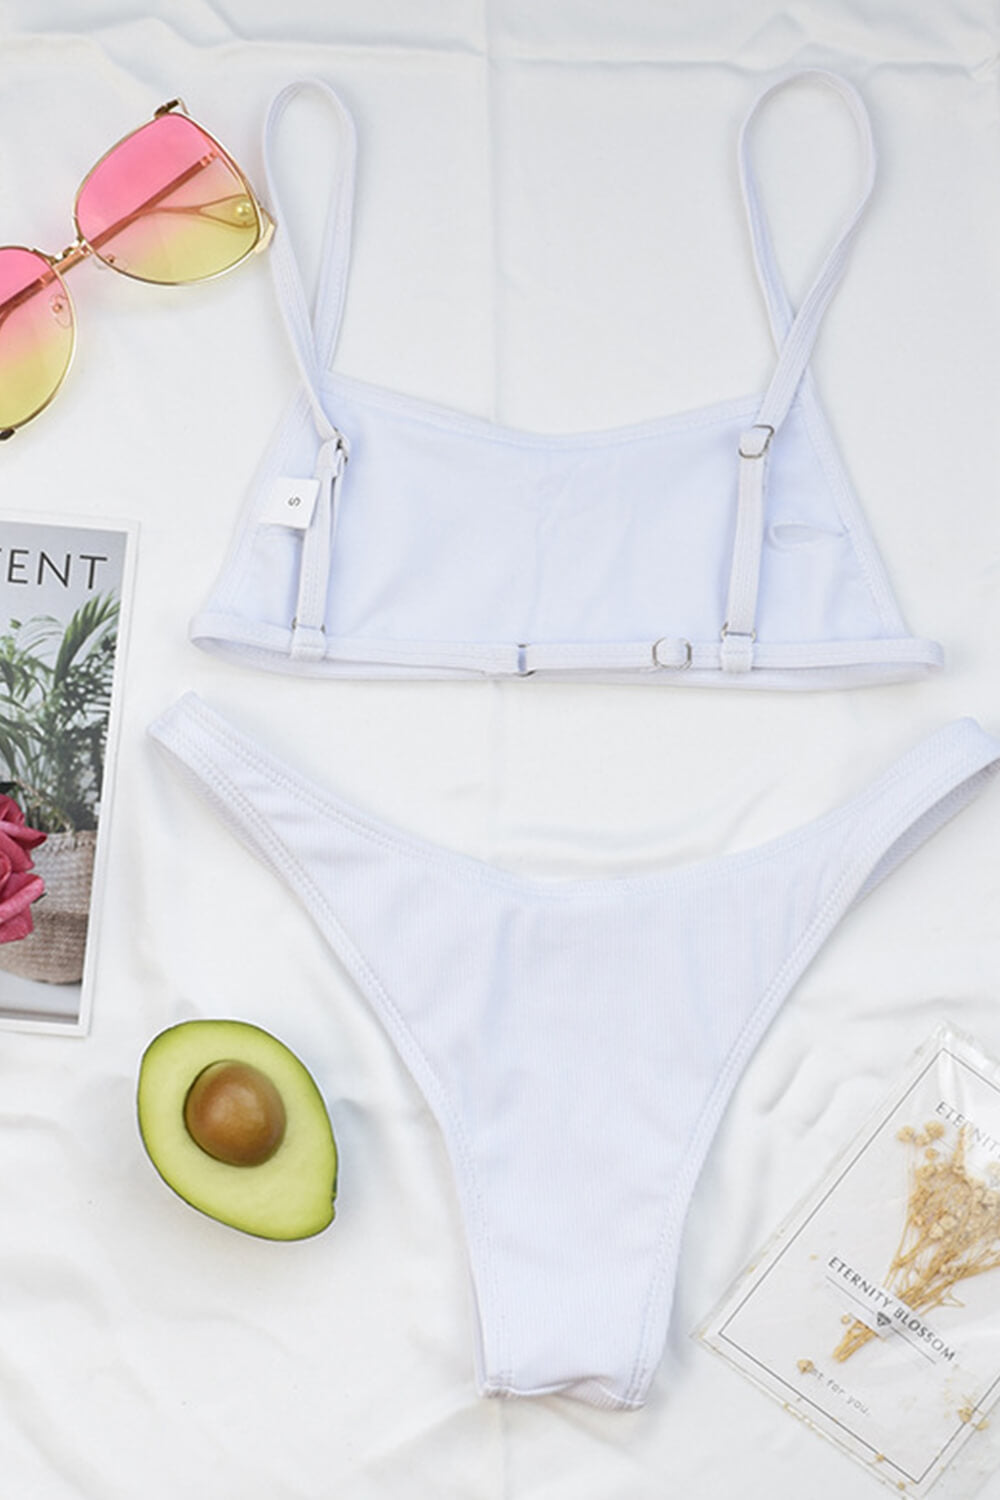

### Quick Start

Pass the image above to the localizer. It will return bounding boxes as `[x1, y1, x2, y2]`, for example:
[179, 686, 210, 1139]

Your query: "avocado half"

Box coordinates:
[137, 1019, 337, 1241]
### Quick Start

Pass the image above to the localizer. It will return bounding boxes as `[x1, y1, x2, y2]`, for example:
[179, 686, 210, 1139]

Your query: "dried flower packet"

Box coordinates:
[698, 1027, 1000, 1500]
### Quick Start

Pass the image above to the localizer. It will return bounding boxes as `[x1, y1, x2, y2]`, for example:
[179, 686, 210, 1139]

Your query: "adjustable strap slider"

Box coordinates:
[287, 426, 351, 664]
[652, 637, 693, 670]
[316, 430, 350, 476]
[738, 423, 774, 460]
[721, 423, 773, 672]
[289, 620, 327, 662]
[719, 622, 756, 674]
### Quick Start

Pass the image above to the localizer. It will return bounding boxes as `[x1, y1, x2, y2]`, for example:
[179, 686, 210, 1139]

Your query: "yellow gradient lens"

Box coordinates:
[74, 113, 262, 285]
[0, 249, 74, 433]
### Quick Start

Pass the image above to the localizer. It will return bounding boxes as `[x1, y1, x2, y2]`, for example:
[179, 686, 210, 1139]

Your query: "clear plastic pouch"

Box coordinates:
[698, 1026, 1000, 1498]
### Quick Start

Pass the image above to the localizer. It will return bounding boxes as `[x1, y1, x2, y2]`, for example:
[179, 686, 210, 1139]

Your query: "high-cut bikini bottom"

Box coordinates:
[149, 696, 1000, 1409]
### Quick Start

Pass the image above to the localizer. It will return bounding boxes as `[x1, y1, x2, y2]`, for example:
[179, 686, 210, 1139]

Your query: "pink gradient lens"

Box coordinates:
[0, 248, 74, 432]
[75, 113, 262, 285]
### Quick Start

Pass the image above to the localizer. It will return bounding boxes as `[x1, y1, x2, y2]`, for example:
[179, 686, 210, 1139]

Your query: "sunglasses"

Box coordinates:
[0, 98, 274, 439]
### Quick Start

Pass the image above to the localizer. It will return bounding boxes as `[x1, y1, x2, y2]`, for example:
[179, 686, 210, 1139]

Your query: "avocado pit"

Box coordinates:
[183, 1059, 287, 1167]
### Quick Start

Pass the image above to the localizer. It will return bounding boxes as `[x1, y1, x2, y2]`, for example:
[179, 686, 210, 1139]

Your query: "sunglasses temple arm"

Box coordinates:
[75, 157, 226, 262]
[58, 151, 267, 282]
[0, 147, 271, 413]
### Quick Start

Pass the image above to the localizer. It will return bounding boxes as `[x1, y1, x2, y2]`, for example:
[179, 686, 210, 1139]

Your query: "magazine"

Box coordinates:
[0, 513, 135, 1033]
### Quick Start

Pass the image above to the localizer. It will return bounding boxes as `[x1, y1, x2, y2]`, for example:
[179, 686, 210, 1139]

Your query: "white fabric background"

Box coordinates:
[0, 2, 999, 1496]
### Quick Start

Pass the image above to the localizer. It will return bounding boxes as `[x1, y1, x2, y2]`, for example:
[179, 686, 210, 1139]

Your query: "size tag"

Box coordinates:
[260, 476, 320, 529]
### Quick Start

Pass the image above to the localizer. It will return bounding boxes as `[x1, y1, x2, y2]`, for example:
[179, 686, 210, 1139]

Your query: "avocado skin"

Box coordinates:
[137, 1019, 337, 1240]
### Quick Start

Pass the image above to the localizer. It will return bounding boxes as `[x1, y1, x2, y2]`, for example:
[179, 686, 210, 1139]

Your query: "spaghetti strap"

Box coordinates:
[262, 79, 356, 660]
[190, 70, 942, 689]
[262, 78, 358, 444]
[739, 68, 876, 424]
[722, 69, 878, 667]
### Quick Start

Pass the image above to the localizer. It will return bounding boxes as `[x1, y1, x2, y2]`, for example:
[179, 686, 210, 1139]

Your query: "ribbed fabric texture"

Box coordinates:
[190, 73, 943, 688]
[149, 696, 1000, 1407]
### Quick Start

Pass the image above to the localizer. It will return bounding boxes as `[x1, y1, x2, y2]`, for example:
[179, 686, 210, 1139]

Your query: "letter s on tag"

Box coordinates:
[260, 476, 320, 529]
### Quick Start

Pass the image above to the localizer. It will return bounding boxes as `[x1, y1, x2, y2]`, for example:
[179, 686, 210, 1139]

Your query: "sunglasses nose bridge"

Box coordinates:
[52, 239, 92, 276]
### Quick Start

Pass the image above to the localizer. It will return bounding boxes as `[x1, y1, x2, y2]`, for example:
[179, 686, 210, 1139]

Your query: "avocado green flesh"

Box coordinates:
[137, 1019, 337, 1241]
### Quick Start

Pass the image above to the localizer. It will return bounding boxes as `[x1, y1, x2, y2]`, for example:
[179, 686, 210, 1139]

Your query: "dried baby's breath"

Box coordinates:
[834, 1123, 1000, 1362]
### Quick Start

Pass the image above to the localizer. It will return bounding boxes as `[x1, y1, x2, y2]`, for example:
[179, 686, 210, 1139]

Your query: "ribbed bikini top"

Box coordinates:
[191, 69, 942, 689]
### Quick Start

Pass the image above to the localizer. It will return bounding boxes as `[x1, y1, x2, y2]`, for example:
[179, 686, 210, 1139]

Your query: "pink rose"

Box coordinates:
[0, 796, 46, 945]
[0, 794, 46, 869]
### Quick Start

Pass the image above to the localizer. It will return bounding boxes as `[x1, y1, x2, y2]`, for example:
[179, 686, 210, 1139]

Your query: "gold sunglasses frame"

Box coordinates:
[1, 98, 275, 440]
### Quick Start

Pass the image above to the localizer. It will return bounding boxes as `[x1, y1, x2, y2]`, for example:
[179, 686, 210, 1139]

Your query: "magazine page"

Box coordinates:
[0, 514, 135, 1033]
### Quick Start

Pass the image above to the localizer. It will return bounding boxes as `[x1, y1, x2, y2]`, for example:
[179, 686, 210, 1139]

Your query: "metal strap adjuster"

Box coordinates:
[719, 622, 756, 675]
[720, 623, 757, 643]
[738, 423, 774, 460]
[652, 637, 693, 670]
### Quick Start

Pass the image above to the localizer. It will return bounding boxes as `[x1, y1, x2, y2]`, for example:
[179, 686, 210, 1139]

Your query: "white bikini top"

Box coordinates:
[191, 70, 943, 688]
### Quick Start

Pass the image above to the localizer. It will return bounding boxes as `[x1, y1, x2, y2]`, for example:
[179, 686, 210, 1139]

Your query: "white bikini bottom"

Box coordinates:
[149, 696, 1000, 1409]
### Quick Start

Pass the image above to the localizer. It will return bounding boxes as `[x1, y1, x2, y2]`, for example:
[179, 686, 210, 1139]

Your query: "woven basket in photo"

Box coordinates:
[0, 830, 97, 985]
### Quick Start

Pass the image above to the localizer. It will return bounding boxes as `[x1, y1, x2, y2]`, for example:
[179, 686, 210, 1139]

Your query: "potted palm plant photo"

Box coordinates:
[0, 592, 120, 984]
